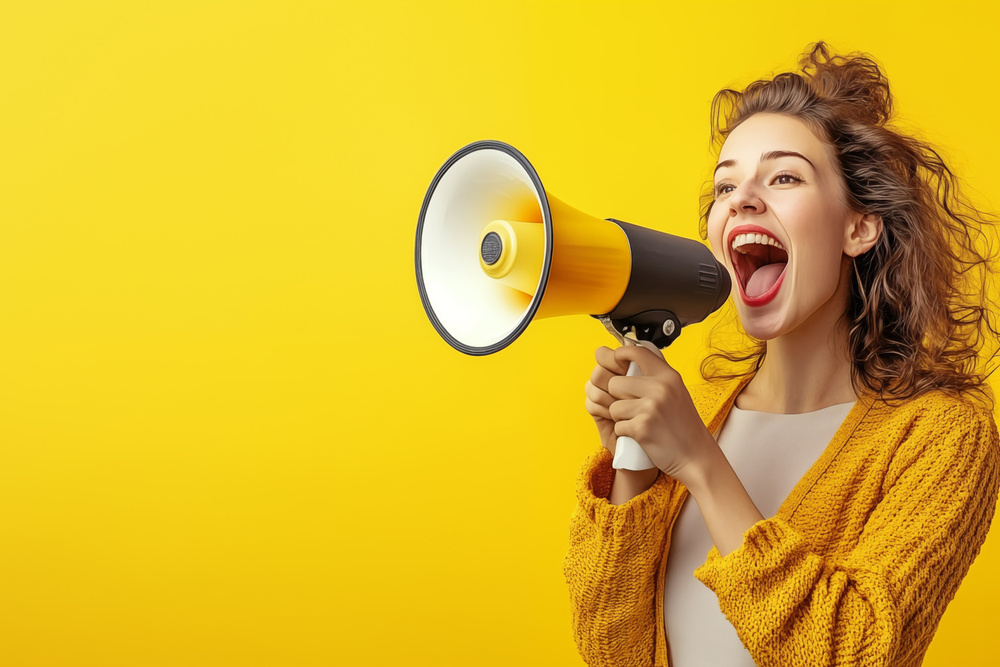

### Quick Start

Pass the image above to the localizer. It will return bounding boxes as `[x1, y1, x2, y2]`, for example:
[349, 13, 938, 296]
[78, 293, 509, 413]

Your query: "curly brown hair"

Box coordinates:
[699, 42, 999, 405]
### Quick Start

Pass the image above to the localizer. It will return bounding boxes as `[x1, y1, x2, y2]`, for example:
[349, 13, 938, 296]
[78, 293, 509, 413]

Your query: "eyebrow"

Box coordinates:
[714, 150, 815, 176]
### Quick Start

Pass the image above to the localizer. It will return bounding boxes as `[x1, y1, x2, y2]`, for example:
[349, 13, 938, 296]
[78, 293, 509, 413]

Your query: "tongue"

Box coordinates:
[745, 262, 786, 298]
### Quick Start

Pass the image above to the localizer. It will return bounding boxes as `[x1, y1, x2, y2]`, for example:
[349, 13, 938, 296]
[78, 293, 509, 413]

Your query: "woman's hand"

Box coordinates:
[605, 345, 719, 486]
[584, 346, 630, 456]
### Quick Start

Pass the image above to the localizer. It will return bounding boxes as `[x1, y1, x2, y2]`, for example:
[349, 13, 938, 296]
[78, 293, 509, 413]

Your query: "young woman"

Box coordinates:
[564, 43, 1000, 667]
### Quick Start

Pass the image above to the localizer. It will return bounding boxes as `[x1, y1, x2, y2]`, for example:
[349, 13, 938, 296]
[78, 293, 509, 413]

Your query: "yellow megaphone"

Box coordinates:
[414, 141, 731, 469]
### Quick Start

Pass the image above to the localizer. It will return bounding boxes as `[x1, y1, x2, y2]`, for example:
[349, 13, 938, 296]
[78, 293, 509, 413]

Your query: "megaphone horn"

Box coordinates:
[415, 140, 730, 353]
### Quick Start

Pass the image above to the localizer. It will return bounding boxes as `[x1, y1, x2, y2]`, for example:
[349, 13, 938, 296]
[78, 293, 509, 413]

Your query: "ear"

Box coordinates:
[844, 212, 882, 258]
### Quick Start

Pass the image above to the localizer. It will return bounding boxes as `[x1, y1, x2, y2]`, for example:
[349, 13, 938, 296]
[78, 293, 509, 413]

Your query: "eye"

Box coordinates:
[714, 182, 735, 197]
[772, 171, 803, 185]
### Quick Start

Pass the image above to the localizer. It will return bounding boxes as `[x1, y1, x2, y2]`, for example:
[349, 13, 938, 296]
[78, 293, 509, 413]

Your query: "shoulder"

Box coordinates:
[864, 390, 999, 482]
[870, 390, 996, 441]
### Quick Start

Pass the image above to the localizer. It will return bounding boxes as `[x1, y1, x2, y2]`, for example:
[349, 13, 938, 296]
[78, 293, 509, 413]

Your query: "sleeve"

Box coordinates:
[562, 447, 678, 667]
[693, 403, 1000, 667]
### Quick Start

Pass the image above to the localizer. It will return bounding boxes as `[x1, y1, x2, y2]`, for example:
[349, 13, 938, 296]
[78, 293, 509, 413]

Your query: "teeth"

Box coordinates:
[731, 232, 785, 253]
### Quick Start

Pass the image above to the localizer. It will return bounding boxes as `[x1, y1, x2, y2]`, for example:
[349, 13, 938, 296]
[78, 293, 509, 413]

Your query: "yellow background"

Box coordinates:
[2, 1, 998, 665]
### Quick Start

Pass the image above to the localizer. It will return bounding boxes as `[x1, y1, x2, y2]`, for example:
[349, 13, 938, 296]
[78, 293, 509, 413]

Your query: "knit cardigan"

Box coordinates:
[563, 375, 1000, 667]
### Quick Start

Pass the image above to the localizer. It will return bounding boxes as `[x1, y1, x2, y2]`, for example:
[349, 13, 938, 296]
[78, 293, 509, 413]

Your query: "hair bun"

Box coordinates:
[800, 42, 893, 126]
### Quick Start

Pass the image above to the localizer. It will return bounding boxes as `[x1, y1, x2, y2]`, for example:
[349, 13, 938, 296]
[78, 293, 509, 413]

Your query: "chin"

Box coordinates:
[735, 304, 792, 341]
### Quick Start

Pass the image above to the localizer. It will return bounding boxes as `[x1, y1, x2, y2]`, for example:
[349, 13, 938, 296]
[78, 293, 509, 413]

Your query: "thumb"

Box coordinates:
[613, 342, 668, 376]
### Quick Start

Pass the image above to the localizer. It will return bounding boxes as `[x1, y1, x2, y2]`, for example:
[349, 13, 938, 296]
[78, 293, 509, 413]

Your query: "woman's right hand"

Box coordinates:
[584, 346, 630, 455]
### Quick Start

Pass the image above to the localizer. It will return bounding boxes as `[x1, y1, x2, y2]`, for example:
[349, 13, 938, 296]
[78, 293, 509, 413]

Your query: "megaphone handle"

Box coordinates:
[611, 343, 658, 471]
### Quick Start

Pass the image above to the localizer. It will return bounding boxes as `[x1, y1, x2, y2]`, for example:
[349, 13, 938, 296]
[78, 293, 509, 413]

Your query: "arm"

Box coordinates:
[563, 447, 679, 667]
[693, 403, 1000, 667]
[683, 441, 765, 556]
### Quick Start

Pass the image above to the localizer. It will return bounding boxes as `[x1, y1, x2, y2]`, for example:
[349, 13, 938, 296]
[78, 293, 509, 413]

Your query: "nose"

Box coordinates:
[729, 183, 766, 217]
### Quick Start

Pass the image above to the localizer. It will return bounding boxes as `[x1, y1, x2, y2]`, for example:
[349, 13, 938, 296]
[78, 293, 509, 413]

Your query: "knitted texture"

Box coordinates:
[563, 377, 1000, 667]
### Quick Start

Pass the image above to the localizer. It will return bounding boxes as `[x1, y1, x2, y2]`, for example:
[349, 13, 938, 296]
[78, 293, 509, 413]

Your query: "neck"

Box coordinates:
[738, 261, 859, 413]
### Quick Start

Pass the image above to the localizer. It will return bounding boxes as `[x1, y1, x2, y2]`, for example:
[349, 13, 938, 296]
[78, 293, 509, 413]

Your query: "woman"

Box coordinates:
[564, 43, 1000, 667]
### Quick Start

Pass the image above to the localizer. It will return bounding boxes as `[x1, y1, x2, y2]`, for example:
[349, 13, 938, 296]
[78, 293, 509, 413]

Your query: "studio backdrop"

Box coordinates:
[1, 2, 998, 665]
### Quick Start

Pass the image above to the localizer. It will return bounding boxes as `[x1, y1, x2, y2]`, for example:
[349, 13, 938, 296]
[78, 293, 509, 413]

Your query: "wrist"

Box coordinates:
[608, 467, 659, 505]
[676, 434, 726, 497]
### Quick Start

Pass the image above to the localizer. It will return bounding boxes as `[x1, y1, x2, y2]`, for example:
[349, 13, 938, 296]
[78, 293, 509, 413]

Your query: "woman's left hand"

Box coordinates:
[607, 345, 720, 486]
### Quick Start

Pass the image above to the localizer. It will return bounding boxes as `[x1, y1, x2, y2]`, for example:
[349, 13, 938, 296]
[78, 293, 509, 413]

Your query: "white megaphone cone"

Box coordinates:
[415, 141, 731, 470]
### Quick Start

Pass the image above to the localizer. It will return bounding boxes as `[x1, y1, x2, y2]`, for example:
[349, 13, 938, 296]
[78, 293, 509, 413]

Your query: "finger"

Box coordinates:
[608, 397, 643, 422]
[607, 374, 660, 400]
[585, 396, 613, 421]
[596, 346, 630, 375]
[613, 344, 672, 377]
[584, 380, 615, 409]
[614, 416, 648, 441]
[589, 364, 616, 392]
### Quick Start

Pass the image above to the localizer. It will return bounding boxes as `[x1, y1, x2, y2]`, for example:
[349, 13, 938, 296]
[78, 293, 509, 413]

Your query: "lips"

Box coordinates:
[727, 224, 789, 307]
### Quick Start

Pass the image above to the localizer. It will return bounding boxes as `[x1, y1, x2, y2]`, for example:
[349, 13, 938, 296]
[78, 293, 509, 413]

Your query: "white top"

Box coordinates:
[663, 401, 855, 667]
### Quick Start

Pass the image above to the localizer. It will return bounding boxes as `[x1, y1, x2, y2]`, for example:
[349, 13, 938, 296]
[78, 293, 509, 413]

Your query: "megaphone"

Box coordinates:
[415, 141, 731, 470]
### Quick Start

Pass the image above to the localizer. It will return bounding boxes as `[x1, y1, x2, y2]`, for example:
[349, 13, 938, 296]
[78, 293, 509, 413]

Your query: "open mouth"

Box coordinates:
[729, 228, 789, 303]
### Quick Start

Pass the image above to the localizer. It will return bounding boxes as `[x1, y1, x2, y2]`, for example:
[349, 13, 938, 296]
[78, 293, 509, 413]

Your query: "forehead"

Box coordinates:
[719, 113, 834, 169]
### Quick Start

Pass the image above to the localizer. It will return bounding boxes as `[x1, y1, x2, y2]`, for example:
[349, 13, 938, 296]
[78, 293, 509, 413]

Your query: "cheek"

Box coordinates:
[706, 208, 728, 263]
[790, 207, 849, 289]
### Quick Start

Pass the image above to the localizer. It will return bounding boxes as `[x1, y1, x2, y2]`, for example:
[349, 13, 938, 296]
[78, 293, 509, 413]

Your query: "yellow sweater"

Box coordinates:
[564, 376, 1000, 667]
